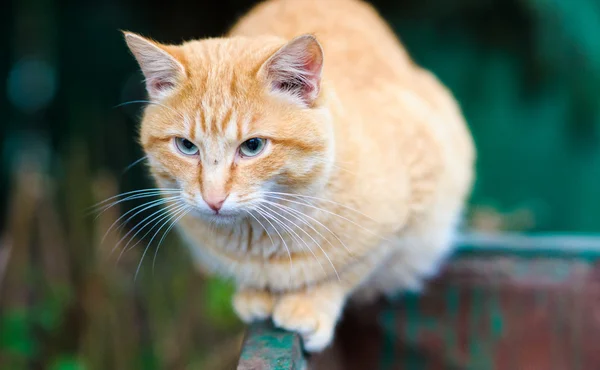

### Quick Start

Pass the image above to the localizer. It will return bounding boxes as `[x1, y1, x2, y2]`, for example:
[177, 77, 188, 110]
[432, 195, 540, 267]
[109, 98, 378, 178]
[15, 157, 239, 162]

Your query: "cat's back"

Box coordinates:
[229, 0, 412, 88]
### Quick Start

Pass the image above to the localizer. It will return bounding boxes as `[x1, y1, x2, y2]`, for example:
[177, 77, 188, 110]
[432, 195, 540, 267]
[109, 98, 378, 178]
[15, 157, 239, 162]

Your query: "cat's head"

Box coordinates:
[124, 32, 334, 225]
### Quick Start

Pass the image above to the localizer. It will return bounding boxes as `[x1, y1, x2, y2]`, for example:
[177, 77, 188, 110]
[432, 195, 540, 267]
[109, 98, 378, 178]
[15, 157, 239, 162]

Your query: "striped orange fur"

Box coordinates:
[124, 0, 475, 352]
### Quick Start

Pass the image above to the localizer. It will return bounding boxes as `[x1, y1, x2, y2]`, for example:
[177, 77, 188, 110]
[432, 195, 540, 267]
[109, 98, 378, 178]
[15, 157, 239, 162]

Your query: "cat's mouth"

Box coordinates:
[209, 209, 237, 218]
[187, 205, 242, 224]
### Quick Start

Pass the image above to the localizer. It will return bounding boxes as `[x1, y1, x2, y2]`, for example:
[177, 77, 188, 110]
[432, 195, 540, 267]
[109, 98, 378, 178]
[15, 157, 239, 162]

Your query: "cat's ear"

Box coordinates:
[123, 32, 186, 100]
[261, 34, 324, 107]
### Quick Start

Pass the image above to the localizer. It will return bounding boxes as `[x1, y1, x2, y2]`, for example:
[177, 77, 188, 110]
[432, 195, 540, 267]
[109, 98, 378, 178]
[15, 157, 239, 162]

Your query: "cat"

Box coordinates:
[123, 0, 475, 352]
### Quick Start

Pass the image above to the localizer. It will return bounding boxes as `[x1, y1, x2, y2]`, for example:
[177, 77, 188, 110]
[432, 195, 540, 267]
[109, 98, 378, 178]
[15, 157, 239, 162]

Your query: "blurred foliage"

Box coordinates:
[0, 150, 242, 369]
[386, 0, 600, 232]
[1, 0, 600, 368]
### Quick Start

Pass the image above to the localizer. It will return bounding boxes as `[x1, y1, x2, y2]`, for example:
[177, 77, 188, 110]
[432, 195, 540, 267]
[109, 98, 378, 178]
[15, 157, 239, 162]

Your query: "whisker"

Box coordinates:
[311, 158, 357, 176]
[312, 157, 354, 166]
[249, 207, 294, 287]
[264, 194, 388, 241]
[254, 206, 297, 251]
[111, 201, 185, 259]
[263, 191, 380, 224]
[122, 156, 148, 175]
[262, 199, 353, 257]
[91, 188, 180, 207]
[134, 205, 190, 280]
[331, 164, 357, 176]
[258, 204, 333, 278]
[260, 203, 339, 280]
[91, 192, 181, 219]
[117, 202, 188, 262]
[100, 196, 181, 245]
[258, 206, 304, 249]
[151, 206, 192, 274]
[89, 188, 180, 211]
[245, 211, 276, 250]
[114, 99, 182, 118]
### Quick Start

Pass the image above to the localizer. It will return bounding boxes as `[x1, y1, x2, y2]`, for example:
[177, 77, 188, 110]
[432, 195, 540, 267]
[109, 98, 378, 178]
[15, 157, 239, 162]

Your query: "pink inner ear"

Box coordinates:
[267, 36, 323, 106]
[303, 59, 320, 94]
[149, 79, 175, 93]
[303, 52, 322, 76]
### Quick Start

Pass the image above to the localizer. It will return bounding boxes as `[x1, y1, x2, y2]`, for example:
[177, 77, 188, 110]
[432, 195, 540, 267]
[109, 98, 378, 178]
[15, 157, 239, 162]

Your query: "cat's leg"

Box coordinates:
[272, 282, 348, 352]
[232, 289, 275, 323]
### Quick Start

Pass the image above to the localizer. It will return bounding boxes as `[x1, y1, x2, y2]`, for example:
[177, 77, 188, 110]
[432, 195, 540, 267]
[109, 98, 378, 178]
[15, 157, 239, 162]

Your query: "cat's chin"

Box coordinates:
[188, 208, 243, 227]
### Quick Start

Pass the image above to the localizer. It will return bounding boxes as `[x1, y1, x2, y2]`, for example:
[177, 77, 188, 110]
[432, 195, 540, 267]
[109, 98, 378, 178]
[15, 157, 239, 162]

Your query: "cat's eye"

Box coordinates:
[174, 137, 199, 156]
[239, 138, 266, 157]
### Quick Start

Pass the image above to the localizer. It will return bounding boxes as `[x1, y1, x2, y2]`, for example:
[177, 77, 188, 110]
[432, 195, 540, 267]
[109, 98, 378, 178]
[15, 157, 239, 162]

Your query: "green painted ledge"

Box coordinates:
[235, 233, 600, 369]
[237, 321, 306, 370]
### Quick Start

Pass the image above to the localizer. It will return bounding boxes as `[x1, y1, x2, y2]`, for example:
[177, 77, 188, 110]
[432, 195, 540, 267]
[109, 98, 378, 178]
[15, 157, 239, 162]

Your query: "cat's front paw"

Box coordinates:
[232, 290, 275, 323]
[272, 291, 342, 352]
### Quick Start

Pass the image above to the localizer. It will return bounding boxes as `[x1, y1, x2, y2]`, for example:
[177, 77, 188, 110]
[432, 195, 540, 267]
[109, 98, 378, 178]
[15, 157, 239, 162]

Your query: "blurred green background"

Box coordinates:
[1, 0, 600, 368]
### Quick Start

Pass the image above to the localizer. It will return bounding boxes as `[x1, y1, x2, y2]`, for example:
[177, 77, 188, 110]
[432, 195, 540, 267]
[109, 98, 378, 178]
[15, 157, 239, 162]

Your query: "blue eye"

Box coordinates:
[239, 138, 266, 157]
[175, 137, 199, 156]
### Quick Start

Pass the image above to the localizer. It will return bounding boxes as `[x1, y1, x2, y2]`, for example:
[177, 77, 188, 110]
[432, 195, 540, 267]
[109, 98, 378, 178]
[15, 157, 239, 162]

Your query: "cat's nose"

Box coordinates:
[203, 193, 228, 212]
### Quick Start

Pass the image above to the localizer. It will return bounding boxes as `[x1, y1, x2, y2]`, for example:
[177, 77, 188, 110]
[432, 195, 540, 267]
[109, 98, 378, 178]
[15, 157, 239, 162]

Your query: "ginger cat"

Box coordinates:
[123, 0, 475, 352]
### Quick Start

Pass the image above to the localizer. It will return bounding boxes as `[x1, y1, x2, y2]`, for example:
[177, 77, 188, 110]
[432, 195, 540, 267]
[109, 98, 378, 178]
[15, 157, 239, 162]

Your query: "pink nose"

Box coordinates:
[204, 195, 227, 212]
